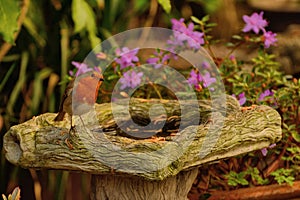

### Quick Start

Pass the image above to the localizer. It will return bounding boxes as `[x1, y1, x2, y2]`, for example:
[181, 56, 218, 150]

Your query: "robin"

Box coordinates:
[54, 71, 104, 135]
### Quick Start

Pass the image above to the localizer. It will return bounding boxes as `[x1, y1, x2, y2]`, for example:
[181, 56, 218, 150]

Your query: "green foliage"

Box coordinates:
[0, 0, 20, 44]
[246, 167, 269, 185]
[225, 171, 249, 186]
[283, 146, 300, 164]
[158, 0, 171, 14]
[276, 78, 300, 141]
[220, 50, 283, 106]
[72, 0, 101, 48]
[225, 167, 269, 187]
[270, 168, 295, 186]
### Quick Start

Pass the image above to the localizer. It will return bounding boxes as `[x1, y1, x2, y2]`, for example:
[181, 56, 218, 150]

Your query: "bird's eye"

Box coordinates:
[91, 73, 95, 77]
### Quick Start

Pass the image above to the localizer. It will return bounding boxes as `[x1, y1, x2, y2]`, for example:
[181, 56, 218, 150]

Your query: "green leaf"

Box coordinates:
[239, 178, 249, 185]
[201, 15, 210, 23]
[228, 179, 238, 186]
[271, 168, 295, 186]
[106, 74, 120, 81]
[0, 0, 20, 44]
[72, 0, 89, 33]
[191, 16, 202, 24]
[225, 171, 249, 186]
[206, 22, 217, 27]
[226, 42, 235, 47]
[291, 131, 300, 143]
[72, 0, 101, 48]
[157, 0, 171, 14]
[232, 35, 242, 40]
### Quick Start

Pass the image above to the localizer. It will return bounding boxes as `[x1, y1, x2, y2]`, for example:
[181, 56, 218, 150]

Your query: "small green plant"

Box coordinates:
[225, 167, 269, 187]
[283, 146, 300, 164]
[225, 171, 249, 187]
[270, 168, 295, 186]
[246, 167, 269, 185]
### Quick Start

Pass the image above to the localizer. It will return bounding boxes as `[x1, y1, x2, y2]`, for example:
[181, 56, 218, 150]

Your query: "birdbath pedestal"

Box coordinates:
[3, 96, 282, 200]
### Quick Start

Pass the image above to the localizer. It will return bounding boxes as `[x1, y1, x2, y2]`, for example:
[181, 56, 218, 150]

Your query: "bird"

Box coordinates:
[54, 71, 104, 136]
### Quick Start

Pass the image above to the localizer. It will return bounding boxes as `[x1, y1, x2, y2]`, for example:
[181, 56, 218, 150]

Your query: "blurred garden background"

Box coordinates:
[1, 0, 300, 199]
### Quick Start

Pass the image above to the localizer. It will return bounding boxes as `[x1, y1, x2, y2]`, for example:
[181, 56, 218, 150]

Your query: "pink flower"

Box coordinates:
[258, 89, 274, 101]
[261, 143, 276, 156]
[146, 51, 172, 68]
[263, 31, 277, 48]
[187, 69, 201, 89]
[115, 47, 139, 69]
[232, 92, 246, 106]
[201, 72, 216, 88]
[168, 18, 204, 51]
[187, 69, 216, 90]
[170, 18, 186, 32]
[70, 61, 94, 77]
[202, 61, 210, 69]
[119, 71, 143, 89]
[261, 148, 268, 157]
[242, 12, 268, 34]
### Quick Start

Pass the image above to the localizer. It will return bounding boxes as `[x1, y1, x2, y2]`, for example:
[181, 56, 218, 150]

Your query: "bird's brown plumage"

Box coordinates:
[54, 71, 104, 130]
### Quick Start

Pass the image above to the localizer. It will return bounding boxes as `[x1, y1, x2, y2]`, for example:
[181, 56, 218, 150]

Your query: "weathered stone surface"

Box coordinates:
[3, 95, 281, 181]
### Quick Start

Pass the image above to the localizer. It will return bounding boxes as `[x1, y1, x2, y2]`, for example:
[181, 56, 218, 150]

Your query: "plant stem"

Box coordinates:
[151, 82, 163, 100]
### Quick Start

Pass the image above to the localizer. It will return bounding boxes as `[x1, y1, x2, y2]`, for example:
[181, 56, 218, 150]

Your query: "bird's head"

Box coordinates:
[90, 72, 104, 82]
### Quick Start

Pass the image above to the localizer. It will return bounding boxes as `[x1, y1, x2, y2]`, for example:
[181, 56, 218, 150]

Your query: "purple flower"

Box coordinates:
[258, 89, 274, 101]
[261, 148, 268, 156]
[171, 18, 186, 32]
[242, 12, 268, 34]
[238, 92, 247, 105]
[229, 55, 236, 61]
[161, 53, 171, 63]
[187, 69, 201, 88]
[167, 33, 185, 51]
[261, 143, 276, 156]
[263, 31, 277, 48]
[168, 18, 205, 51]
[70, 61, 93, 77]
[233, 92, 247, 106]
[201, 72, 216, 88]
[187, 69, 216, 90]
[147, 57, 160, 64]
[146, 51, 172, 69]
[202, 61, 210, 69]
[186, 23, 205, 49]
[115, 47, 139, 69]
[119, 71, 143, 89]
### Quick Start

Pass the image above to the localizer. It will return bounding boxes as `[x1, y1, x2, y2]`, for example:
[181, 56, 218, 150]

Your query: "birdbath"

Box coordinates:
[3, 95, 282, 200]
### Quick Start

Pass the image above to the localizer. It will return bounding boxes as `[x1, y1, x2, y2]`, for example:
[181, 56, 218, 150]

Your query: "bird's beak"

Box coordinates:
[99, 78, 104, 81]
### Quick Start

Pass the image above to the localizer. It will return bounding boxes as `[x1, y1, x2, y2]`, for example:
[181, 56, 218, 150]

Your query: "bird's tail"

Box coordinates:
[54, 111, 66, 121]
